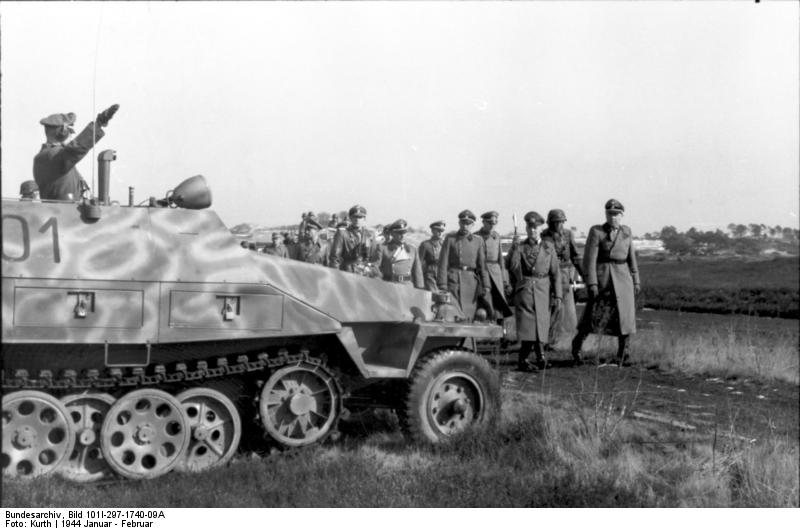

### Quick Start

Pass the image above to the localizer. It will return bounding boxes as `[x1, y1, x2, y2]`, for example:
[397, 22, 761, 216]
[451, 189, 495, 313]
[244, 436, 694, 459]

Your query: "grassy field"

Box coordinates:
[3, 311, 797, 508]
[637, 256, 799, 318]
[3, 393, 796, 508]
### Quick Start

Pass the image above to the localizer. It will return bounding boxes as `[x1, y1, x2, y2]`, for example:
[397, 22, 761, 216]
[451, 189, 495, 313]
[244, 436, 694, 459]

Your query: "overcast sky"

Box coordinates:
[1, 1, 797, 235]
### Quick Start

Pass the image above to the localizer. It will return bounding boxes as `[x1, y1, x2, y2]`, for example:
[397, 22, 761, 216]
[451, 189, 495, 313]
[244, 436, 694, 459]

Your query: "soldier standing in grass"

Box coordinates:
[571, 199, 640, 366]
[330, 204, 379, 276]
[295, 218, 330, 266]
[33, 104, 119, 200]
[475, 211, 513, 323]
[376, 219, 424, 288]
[437, 210, 491, 320]
[264, 232, 290, 258]
[419, 220, 446, 291]
[541, 208, 585, 359]
[507, 211, 562, 371]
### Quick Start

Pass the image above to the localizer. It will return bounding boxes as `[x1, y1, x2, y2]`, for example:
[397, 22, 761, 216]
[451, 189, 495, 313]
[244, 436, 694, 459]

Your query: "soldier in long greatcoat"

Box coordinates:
[507, 211, 562, 371]
[437, 210, 491, 320]
[376, 219, 424, 288]
[295, 218, 330, 266]
[418, 220, 446, 291]
[541, 208, 584, 356]
[33, 104, 119, 201]
[475, 211, 513, 321]
[572, 199, 641, 366]
[330, 204, 379, 275]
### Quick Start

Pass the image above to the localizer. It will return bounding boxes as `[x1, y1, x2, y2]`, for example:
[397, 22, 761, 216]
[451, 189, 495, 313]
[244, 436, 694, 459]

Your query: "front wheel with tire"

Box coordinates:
[403, 349, 500, 443]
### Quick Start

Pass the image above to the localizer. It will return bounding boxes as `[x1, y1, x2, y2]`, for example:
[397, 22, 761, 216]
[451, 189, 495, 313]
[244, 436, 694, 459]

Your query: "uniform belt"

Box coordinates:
[389, 274, 411, 282]
[425, 264, 438, 272]
[523, 272, 549, 279]
[450, 266, 475, 272]
[486, 260, 501, 264]
[559, 263, 572, 269]
[598, 258, 627, 264]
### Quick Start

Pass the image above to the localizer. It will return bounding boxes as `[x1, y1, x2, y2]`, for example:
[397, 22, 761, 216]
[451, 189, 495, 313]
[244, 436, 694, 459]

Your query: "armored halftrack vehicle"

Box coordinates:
[2, 150, 503, 481]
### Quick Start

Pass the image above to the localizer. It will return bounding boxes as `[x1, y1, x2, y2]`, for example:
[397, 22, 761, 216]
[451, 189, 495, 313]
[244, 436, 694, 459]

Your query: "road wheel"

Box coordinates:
[175, 387, 241, 472]
[2, 390, 75, 479]
[59, 392, 116, 482]
[100, 389, 189, 479]
[403, 349, 500, 443]
[258, 362, 339, 448]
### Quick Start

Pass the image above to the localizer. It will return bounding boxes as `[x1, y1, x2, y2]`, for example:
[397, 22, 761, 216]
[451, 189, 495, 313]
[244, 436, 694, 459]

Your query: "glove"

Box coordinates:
[96, 104, 120, 127]
[589, 285, 599, 298]
[634, 284, 641, 296]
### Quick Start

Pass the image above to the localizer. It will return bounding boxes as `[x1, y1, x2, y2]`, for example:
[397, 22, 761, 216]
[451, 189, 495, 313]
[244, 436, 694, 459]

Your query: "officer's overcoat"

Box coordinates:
[296, 240, 330, 266]
[418, 238, 442, 291]
[376, 242, 424, 288]
[542, 227, 584, 340]
[436, 231, 490, 319]
[475, 228, 512, 317]
[33, 122, 104, 200]
[581, 224, 639, 335]
[507, 238, 561, 342]
[330, 226, 378, 272]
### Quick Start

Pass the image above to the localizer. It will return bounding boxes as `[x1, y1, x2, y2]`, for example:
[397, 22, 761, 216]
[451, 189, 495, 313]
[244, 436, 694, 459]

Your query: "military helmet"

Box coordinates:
[605, 199, 624, 213]
[547, 209, 567, 223]
[20, 180, 39, 195]
[523, 211, 545, 227]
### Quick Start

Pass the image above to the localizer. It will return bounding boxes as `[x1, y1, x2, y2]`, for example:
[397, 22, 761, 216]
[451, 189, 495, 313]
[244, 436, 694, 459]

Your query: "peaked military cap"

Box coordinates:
[390, 219, 409, 233]
[547, 209, 567, 223]
[481, 211, 499, 220]
[605, 199, 625, 213]
[523, 211, 545, 227]
[429, 220, 446, 230]
[458, 210, 476, 223]
[305, 218, 322, 230]
[348, 204, 367, 218]
[39, 112, 76, 128]
[20, 180, 38, 195]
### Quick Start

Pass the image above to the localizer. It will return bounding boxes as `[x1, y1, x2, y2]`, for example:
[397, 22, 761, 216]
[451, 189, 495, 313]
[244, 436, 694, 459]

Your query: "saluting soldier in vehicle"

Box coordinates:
[507, 211, 562, 372]
[19, 180, 40, 200]
[294, 217, 330, 266]
[33, 104, 120, 201]
[437, 210, 491, 320]
[264, 232, 290, 258]
[330, 204, 379, 276]
[571, 199, 640, 366]
[376, 219, 424, 288]
[541, 208, 585, 355]
[475, 211, 513, 322]
[419, 220, 446, 291]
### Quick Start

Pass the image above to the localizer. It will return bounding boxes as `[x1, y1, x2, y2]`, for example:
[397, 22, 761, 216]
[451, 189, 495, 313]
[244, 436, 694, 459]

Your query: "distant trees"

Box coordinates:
[657, 223, 799, 256]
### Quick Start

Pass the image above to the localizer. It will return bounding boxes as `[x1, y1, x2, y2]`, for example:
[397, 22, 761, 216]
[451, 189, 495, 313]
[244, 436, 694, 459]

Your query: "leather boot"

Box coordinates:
[571, 332, 587, 366]
[517, 341, 534, 371]
[533, 341, 549, 370]
[617, 334, 631, 366]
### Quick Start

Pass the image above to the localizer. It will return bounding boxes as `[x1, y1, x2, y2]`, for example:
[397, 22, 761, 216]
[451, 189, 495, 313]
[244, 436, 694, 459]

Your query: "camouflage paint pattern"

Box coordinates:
[2, 198, 501, 378]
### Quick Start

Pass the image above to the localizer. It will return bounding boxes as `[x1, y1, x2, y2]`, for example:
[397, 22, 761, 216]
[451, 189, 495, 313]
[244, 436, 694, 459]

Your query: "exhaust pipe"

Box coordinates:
[97, 149, 117, 205]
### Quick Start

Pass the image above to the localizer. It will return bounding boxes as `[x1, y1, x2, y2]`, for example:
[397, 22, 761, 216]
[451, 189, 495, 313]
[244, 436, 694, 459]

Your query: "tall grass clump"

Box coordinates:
[633, 321, 799, 384]
[2, 399, 797, 508]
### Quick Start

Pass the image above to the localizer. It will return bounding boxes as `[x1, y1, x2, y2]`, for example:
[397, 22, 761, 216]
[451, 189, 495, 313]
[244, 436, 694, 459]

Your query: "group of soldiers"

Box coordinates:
[254, 201, 640, 372]
[23, 104, 639, 371]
